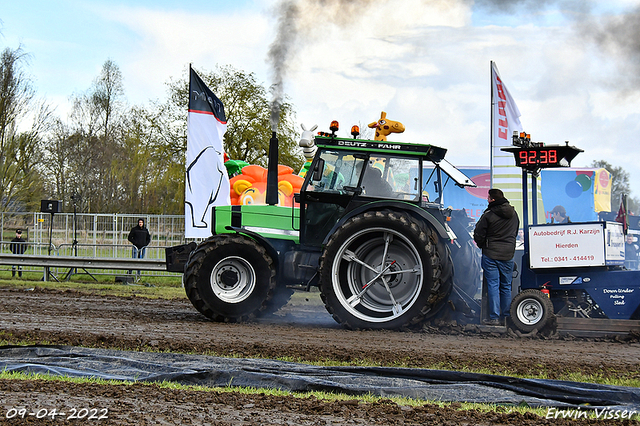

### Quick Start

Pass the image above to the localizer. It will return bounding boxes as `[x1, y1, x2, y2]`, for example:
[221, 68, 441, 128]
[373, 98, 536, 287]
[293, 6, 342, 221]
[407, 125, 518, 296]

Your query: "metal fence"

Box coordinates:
[0, 212, 191, 279]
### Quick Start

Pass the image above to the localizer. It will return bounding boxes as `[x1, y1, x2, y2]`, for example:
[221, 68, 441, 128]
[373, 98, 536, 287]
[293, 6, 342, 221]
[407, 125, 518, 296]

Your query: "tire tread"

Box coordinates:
[184, 234, 276, 322]
[319, 209, 453, 329]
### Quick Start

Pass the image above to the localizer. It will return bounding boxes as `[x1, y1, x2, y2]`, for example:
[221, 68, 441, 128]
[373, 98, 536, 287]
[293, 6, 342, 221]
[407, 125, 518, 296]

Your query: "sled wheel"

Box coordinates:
[319, 209, 451, 330]
[510, 289, 554, 333]
[184, 234, 276, 322]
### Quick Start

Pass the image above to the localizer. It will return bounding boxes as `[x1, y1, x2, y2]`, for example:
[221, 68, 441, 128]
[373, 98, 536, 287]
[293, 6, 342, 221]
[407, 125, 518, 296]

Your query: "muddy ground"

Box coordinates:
[0, 286, 639, 425]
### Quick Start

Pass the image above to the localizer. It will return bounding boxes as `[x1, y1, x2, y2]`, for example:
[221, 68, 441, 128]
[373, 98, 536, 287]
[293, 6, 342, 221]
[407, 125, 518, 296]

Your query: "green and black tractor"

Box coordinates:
[167, 130, 481, 330]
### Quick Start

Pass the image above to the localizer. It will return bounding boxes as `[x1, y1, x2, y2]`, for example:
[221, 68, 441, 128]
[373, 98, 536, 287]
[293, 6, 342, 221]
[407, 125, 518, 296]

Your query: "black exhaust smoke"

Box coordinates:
[266, 131, 279, 205]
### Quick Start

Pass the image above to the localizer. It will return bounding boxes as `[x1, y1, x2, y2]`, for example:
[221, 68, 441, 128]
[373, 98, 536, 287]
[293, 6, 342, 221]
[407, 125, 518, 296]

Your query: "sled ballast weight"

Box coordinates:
[172, 135, 480, 330]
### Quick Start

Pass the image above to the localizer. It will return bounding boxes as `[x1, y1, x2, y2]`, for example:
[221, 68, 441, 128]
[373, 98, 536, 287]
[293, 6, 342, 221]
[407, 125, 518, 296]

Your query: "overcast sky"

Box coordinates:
[3, 0, 640, 199]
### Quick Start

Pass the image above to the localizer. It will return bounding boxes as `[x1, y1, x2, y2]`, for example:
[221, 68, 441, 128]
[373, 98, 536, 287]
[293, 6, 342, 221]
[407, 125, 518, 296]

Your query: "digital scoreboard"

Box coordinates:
[501, 144, 583, 171]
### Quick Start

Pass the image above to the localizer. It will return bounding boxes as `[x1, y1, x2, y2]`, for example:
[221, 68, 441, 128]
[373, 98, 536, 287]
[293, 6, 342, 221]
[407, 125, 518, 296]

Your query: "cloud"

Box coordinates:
[277, 0, 640, 195]
[54, 0, 640, 194]
[100, 3, 272, 103]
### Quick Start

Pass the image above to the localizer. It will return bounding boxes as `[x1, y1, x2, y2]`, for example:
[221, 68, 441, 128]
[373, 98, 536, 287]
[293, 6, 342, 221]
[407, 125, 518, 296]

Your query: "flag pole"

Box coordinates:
[490, 60, 494, 188]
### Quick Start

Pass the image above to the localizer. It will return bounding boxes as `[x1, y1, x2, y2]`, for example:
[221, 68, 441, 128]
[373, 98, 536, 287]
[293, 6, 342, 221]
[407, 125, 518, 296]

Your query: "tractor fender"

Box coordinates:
[321, 201, 453, 246]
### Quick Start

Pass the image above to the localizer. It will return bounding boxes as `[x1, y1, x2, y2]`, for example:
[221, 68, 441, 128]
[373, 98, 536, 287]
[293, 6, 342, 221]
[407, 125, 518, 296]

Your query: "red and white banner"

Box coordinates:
[491, 61, 523, 151]
[185, 67, 230, 238]
[490, 62, 545, 223]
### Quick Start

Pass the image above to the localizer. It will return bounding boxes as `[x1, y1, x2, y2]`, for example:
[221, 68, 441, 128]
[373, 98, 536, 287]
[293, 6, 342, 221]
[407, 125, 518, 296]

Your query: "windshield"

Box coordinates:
[309, 150, 364, 192]
[308, 148, 474, 204]
[360, 156, 421, 200]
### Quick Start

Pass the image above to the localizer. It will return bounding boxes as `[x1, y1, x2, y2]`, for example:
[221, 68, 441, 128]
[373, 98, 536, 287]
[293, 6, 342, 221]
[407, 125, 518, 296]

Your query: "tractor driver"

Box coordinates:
[361, 163, 393, 197]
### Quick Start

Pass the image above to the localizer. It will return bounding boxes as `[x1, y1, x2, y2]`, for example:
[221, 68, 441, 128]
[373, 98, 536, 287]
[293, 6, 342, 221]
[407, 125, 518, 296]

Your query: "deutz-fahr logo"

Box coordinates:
[338, 140, 401, 149]
[338, 140, 368, 148]
[377, 143, 401, 150]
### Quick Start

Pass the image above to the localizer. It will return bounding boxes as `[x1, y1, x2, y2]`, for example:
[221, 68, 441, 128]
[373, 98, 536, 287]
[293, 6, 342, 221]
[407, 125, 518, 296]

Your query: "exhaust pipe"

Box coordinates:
[266, 131, 279, 205]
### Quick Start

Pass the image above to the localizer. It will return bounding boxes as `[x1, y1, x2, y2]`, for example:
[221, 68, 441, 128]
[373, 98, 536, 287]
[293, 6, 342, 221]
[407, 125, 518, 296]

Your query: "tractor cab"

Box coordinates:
[299, 136, 476, 247]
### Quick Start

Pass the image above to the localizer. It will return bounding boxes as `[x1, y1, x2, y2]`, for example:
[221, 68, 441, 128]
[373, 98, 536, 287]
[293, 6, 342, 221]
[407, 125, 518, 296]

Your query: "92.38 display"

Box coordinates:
[502, 145, 583, 170]
[517, 148, 558, 166]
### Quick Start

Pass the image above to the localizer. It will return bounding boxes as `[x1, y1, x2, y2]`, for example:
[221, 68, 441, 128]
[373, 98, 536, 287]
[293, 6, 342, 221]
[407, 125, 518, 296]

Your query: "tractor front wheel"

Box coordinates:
[184, 234, 276, 322]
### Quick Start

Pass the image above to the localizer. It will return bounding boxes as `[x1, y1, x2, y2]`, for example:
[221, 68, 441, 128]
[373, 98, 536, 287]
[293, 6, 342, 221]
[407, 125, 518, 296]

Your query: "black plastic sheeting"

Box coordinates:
[1, 345, 639, 412]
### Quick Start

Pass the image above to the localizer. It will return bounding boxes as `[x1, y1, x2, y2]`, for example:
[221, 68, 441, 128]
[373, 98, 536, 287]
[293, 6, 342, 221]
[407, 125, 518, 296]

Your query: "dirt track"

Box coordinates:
[1, 286, 639, 425]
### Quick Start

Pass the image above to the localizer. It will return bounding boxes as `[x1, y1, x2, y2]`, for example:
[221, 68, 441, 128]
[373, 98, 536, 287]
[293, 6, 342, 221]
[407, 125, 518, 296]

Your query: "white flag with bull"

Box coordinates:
[185, 66, 231, 238]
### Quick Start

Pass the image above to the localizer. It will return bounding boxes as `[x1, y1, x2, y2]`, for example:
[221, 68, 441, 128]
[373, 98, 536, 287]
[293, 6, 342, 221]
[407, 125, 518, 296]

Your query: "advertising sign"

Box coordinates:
[529, 222, 624, 269]
[429, 167, 609, 225]
[540, 168, 610, 222]
[604, 221, 625, 264]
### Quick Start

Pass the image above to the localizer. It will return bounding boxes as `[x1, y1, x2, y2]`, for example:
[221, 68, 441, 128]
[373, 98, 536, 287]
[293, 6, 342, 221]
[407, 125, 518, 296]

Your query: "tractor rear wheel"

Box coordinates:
[184, 234, 276, 322]
[318, 209, 452, 330]
[510, 289, 554, 333]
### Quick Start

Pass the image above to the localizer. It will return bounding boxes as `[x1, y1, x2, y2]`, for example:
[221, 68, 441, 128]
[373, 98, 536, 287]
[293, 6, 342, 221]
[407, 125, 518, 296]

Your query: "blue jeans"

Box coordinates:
[130, 247, 146, 277]
[482, 255, 514, 320]
[132, 246, 146, 259]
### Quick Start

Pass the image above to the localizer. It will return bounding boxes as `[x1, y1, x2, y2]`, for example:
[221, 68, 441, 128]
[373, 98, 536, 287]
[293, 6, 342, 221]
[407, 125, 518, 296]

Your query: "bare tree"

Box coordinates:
[92, 59, 124, 141]
[66, 59, 127, 212]
[0, 46, 50, 211]
[43, 118, 76, 206]
[4, 58, 305, 215]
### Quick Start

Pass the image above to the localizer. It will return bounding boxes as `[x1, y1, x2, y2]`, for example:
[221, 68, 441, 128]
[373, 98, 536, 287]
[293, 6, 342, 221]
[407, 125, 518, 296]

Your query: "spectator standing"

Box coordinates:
[625, 234, 639, 269]
[473, 189, 520, 326]
[10, 229, 27, 278]
[128, 218, 151, 259]
[127, 219, 151, 277]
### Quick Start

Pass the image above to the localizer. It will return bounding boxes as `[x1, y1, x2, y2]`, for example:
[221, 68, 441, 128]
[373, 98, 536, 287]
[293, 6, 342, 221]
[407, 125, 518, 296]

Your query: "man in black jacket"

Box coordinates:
[127, 219, 151, 276]
[10, 229, 27, 277]
[474, 189, 520, 326]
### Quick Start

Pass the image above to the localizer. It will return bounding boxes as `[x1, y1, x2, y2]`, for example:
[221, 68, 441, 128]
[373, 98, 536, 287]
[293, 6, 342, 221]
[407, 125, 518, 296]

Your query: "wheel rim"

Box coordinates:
[210, 256, 256, 303]
[516, 297, 544, 325]
[331, 227, 423, 323]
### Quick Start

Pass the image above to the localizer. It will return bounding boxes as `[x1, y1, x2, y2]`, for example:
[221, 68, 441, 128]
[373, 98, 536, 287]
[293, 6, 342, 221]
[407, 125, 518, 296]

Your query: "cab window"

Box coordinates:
[309, 150, 364, 192]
